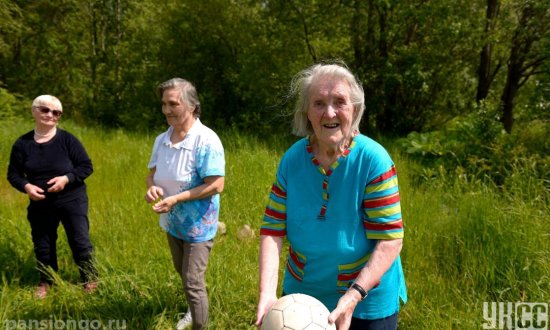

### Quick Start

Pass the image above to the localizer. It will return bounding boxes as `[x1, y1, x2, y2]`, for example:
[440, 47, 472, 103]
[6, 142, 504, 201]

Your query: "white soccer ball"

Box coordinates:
[261, 293, 336, 330]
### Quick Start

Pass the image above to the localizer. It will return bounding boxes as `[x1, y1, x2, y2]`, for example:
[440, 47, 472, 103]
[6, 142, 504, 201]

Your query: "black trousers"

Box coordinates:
[349, 312, 398, 330]
[27, 195, 96, 284]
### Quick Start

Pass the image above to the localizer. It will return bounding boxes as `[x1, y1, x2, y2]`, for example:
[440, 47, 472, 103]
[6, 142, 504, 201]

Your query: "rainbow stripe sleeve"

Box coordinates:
[261, 179, 287, 236]
[362, 165, 404, 240]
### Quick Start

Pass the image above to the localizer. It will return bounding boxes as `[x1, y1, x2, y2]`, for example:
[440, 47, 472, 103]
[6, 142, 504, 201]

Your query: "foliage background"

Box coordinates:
[1, 0, 548, 136]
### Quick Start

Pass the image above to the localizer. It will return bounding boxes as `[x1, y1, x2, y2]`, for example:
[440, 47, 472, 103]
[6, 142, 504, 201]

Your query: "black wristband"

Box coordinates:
[349, 282, 368, 301]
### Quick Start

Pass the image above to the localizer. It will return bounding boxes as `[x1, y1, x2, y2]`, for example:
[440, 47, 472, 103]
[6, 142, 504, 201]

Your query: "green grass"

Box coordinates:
[0, 120, 548, 329]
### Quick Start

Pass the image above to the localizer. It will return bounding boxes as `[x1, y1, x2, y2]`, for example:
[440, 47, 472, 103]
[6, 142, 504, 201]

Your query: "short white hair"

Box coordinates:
[32, 95, 63, 111]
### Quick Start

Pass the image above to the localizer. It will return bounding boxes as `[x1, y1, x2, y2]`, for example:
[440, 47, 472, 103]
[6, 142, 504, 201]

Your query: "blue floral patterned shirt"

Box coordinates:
[148, 119, 225, 242]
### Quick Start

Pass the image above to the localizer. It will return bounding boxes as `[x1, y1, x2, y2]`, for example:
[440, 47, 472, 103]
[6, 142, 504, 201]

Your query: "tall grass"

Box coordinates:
[0, 120, 548, 329]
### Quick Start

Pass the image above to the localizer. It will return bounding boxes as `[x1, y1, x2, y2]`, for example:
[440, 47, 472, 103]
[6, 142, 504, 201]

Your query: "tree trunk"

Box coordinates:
[352, 0, 378, 134]
[351, 0, 363, 68]
[477, 44, 493, 102]
[498, 2, 544, 134]
[476, 0, 499, 102]
[500, 48, 522, 133]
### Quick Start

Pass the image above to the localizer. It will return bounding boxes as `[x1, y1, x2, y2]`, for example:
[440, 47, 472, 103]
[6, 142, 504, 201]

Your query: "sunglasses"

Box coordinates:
[35, 106, 63, 118]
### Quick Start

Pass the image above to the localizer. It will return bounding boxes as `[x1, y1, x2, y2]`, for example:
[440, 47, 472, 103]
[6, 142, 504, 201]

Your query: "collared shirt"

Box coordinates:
[148, 119, 225, 242]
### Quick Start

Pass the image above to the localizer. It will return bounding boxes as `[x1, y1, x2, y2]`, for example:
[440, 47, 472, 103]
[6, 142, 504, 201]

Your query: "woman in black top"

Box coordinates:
[7, 95, 98, 298]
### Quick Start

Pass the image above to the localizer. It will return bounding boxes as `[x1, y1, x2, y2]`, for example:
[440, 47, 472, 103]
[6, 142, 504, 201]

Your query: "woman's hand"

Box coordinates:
[47, 175, 69, 193]
[152, 195, 177, 213]
[328, 239, 403, 329]
[24, 183, 46, 201]
[255, 292, 278, 328]
[145, 185, 164, 203]
[328, 290, 361, 330]
[256, 235, 284, 328]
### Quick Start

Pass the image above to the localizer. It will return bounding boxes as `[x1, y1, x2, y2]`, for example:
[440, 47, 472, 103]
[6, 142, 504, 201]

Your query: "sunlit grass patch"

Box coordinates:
[0, 120, 548, 329]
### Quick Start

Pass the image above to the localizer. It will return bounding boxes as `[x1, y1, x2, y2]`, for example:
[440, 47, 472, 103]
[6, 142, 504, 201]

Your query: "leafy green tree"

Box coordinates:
[0, 0, 547, 138]
[82, 0, 166, 130]
[0, 0, 23, 83]
[1, 0, 91, 118]
[351, 0, 481, 135]
[155, 0, 348, 133]
[498, 0, 549, 133]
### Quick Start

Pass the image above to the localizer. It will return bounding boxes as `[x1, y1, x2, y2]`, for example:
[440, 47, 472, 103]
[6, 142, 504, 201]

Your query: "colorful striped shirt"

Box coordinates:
[261, 134, 407, 320]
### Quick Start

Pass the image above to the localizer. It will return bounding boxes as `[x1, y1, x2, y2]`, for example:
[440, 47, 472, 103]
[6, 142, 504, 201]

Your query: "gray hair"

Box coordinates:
[290, 63, 365, 137]
[32, 95, 63, 111]
[157, 78, 201, 117]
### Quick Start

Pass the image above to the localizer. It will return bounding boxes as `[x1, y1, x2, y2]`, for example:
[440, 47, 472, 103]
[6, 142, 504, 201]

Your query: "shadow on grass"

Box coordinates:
[2, 266, 185, 330]
[0, 239, 39, 287]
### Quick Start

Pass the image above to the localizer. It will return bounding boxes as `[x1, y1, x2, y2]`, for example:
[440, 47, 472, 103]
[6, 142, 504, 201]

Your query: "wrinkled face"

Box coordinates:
[161, 88, 194, 128]
[32, 102, 62, 127]
[307, 76, 355, 148]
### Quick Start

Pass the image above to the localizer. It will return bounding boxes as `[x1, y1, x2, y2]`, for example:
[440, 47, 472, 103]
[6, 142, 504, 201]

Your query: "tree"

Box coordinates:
[0, 0, 547, 137]
[476, 0, 502, 102]
[351, 0, 481, 135]
[499, 0, 549, 133]
[0, 1, 22, 84]
[1, 0, 91, 117]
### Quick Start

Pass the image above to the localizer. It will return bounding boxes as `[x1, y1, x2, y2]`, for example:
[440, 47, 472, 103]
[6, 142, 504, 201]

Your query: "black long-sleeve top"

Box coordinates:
[7, 129, 93, 204]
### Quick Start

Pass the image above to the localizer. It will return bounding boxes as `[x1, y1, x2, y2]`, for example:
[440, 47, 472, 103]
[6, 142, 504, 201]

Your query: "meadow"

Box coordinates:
[0, 120, 548, 329]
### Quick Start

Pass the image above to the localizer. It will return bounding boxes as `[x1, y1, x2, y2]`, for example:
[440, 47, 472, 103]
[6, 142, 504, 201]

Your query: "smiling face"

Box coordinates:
[307, 76, 355, 149]
[161, 88, 195, 130]
[32, 102, 62, 129]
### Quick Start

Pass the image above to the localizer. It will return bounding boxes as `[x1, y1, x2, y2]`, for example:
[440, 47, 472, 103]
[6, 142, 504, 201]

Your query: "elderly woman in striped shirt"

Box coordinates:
[256, 63, 407, 330]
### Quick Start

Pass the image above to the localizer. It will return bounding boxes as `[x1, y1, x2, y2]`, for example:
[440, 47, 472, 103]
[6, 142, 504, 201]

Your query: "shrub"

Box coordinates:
[0, 87, 29, 120]
[399, 102, 549, 205]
